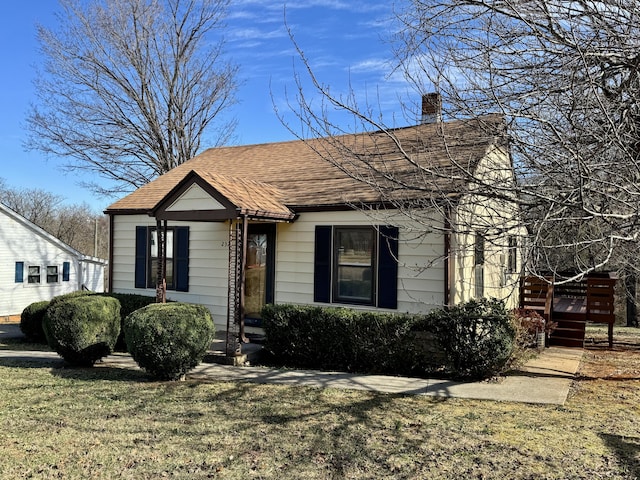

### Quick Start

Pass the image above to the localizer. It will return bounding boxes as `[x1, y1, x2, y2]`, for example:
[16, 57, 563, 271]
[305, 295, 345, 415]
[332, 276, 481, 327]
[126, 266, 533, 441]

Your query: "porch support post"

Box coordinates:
[226, 218, 245, 356]
[155, 218, 167, 303]
[239, 215, 249, 343]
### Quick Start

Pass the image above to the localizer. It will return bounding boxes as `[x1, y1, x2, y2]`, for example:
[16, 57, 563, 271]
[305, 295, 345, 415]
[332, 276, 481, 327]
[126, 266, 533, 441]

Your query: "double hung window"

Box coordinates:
[314, 225, 398, 309]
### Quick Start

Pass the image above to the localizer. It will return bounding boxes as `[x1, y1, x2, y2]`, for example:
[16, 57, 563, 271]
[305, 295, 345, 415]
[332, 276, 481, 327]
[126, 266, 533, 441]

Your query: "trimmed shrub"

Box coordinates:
[123, 303, 215, 380]
[262, 304, 443, 376]
[104, 293, 157, 351]
[429, 298, 516, 380]
[263, 300, 516, 380]
[20, 300, 50, 343]
[43, 295, 121, 366]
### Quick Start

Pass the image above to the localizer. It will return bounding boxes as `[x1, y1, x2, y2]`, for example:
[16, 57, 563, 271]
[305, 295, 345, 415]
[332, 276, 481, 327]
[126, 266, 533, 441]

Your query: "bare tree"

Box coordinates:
[27, 0, 238, 196]
[284, 1, 640, 281]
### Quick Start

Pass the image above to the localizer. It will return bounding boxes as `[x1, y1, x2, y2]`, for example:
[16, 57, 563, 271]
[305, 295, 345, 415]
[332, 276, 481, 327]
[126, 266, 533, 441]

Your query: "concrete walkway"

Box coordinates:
[0, 322, 582, 405]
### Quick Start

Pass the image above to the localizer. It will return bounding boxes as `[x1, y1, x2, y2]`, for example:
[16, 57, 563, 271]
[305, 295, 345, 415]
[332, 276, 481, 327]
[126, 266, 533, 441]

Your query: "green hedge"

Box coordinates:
[262, 304, 444, 377]
[123, 303, 215, 380]
[262, 299, 516, 380]
[103, 293, 157, 351]
[20, 300, 50, 343]
[428, 298, 515, 379]
[43, 295, 121, 366]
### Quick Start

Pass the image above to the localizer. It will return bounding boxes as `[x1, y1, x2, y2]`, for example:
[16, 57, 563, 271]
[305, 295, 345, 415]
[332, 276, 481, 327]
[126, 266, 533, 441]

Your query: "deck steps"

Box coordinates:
[548, 316, 587, 348]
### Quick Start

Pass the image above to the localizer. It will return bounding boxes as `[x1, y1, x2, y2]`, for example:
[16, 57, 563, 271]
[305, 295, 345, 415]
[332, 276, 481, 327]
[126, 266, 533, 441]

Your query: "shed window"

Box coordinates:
[28, 266, 41, 284]
[47, 266, 59, 283]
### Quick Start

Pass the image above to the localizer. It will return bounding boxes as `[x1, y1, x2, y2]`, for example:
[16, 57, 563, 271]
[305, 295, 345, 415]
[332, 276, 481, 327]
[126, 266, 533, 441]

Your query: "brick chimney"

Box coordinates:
[421, 93, 442, 124]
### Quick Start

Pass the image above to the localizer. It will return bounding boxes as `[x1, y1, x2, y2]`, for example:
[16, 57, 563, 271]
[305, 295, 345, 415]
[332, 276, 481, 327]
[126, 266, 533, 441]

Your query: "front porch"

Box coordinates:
[520, 273, 617, 348]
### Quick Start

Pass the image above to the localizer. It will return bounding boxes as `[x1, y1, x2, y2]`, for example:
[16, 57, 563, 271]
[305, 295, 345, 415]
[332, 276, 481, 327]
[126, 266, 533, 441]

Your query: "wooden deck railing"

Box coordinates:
[520, 274, 617, 348]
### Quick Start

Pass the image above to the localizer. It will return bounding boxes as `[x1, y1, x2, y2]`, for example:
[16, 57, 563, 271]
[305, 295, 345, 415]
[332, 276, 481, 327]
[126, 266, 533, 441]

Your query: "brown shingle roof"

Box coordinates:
[106, 114, 504, 214]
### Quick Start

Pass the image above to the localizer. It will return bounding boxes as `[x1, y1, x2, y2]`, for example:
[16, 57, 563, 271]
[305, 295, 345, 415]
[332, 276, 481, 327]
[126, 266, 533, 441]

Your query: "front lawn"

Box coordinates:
[0, 327, 638, 479]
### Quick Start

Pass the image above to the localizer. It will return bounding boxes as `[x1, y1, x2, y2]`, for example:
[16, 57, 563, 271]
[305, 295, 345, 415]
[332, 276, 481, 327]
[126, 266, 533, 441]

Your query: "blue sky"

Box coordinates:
[0, 1, 413, 211]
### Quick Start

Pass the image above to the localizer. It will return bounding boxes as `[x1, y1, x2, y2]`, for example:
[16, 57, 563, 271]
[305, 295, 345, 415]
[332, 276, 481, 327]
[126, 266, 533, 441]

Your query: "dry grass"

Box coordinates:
[0, 326, 638, 479]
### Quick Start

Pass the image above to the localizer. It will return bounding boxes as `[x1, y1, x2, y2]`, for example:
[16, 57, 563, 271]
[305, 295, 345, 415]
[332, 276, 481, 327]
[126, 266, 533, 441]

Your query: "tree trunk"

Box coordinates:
[625, 270, 638, 327]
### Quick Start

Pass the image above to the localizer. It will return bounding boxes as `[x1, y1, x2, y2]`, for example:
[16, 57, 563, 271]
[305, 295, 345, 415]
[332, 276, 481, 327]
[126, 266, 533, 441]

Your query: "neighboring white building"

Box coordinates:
[0, 202, 107, 317]
[106, 105, 524, 341]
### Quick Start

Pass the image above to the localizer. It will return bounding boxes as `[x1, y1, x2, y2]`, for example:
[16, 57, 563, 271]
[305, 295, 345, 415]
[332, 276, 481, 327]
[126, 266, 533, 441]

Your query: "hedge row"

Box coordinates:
[262, 298, 516, 380]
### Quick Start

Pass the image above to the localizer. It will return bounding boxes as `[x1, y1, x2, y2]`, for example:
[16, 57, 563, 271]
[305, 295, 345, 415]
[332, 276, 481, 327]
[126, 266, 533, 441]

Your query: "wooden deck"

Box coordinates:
[520, 274, 617, 348]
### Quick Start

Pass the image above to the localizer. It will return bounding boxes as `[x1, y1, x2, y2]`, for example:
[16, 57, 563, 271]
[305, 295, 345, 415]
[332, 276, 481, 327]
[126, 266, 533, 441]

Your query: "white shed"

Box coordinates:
[0, 202, 107, 317]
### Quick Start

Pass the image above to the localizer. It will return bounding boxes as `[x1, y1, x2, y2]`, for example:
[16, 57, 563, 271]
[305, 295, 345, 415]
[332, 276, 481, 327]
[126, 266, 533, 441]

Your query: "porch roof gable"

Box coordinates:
[151, 170, 296, 222]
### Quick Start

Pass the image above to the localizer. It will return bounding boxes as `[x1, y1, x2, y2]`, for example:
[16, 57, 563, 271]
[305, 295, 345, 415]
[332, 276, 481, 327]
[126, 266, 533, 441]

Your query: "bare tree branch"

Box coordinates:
[26, 0, 238, 196]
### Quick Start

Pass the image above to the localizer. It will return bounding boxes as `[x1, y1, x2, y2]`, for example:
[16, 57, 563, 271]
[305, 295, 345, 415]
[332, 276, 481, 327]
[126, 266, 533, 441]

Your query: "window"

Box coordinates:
[47, 266, 59, 283]
[507, 236, 518, 273]
[148, 228, 175, 289]
[474, 233, 485, 298]
[314, 225, 398, 308]
[334, 227, 376, 304]
[28, 266, 41, 284]
[15, 262, 24, 283]
[135, 226, 189, 292]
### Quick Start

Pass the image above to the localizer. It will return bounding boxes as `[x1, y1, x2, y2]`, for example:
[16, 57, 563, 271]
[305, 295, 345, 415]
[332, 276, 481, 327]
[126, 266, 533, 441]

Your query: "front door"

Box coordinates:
[244, 224, 275, 325]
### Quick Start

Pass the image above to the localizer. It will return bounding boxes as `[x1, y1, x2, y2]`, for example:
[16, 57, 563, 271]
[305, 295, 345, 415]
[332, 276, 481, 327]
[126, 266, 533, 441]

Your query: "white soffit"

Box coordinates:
[166, 183, 226, 211]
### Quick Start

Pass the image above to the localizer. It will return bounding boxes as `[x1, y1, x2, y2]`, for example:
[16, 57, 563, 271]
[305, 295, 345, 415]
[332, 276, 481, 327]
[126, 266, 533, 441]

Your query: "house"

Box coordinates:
[105, 97, 524, 353]
[0, 202, 107, 318]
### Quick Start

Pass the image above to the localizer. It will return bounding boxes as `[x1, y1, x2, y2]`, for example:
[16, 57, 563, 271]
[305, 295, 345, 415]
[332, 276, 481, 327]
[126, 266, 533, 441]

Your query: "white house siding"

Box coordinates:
[1, 209, 81, 316]
[111, 214, 230, 328]
[275, 210, 446, 314]
[450, 146, 524, 308]
[80, 259, 107, 292]
[112, 209, 448, 327]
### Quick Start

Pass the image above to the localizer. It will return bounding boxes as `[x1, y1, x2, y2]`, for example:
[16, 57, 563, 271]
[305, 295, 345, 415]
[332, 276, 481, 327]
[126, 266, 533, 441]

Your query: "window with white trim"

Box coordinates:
[46, 266, 59, 283]
[28, 266, 41, 284]
[333, 227, 376, 304]
[148, 228, 175, 289]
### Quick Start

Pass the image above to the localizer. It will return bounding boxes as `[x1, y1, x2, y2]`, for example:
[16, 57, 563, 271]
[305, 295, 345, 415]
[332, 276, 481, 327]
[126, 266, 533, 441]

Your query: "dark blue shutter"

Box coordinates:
[377, 226, 398, 309]
[314, 226, 332, 303]
[15, 262, 24, 283]
[174, 226, 189, 292]
[135, 226, 148, 289]
[62, 262, 70, 281]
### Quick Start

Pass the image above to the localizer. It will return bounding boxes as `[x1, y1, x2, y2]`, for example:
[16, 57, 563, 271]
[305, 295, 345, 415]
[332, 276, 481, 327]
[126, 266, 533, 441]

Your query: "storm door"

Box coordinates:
[244, 223, 275, 324]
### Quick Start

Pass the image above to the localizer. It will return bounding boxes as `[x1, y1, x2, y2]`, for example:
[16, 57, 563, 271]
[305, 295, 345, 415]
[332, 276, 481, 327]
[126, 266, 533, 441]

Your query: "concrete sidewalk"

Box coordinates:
[0, 323, 582, 405]
[188, 346, 582, 405]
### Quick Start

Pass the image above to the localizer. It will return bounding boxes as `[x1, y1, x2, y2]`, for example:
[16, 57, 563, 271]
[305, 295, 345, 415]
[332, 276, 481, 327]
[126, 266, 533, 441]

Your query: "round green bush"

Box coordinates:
[104, 293, 157, 351]
[43, 295, 121, 366]
[20, 300, 50, 343]
[123, 303, 215, 380]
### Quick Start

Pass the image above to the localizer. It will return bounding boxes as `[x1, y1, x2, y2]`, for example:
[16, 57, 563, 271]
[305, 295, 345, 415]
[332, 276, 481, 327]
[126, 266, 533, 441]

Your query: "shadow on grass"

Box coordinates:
[0, 337, 52, 352]
[600, 433, 640, 479]
[0, 351, 147, 382]
[50, 363, 149, 382]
